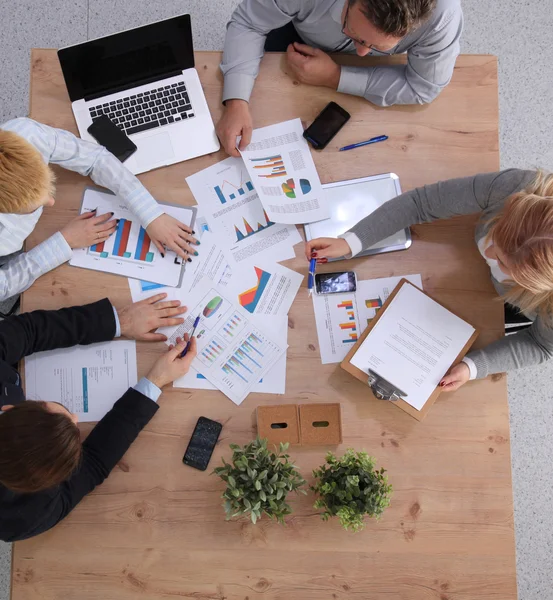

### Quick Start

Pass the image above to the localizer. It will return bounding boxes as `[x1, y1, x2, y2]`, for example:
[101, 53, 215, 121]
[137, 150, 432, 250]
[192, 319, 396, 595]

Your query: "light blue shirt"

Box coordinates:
[111, 305, 162, 402]
[0, 118, 164, 301]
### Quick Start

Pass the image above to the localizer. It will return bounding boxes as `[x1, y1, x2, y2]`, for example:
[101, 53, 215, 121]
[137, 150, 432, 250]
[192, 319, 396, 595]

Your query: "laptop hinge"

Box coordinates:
[83, 69, 184, 103]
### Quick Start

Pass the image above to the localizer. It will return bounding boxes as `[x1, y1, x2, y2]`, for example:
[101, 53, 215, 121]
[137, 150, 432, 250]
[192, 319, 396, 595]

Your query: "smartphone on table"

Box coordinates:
[87, 115, 137, 162]
[303, 101, 351, 150]
[315, 271, 357, 295]
[183, 417, 223, 471]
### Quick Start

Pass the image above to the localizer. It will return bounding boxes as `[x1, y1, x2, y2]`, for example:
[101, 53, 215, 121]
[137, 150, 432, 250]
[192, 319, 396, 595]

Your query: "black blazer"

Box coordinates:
[0, 299, 159, 542]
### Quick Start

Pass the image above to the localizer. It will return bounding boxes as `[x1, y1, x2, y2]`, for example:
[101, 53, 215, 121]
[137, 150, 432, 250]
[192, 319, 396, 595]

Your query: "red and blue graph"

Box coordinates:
[134, 227, 154, 262]
[214, 170, 254, 204]
[238, 267, 271, 313]
[234, 210, 275, 242]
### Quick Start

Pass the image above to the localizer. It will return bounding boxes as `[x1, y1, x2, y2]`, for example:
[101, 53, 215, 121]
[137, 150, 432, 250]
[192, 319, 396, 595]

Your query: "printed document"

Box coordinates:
[174, 315, 288, 395]
[160, 278, 286, 405]
[71, 188, 195, 286]
[25, 341, 138, 422]
[186, 156, 301, 265]
[350, 283, 476, 410]
[313, 274, 423, 364]
[240, 118, 329, 224]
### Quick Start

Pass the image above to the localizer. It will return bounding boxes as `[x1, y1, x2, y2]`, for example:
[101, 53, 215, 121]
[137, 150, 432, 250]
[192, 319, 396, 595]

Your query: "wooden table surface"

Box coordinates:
[12, 50, 515, 600]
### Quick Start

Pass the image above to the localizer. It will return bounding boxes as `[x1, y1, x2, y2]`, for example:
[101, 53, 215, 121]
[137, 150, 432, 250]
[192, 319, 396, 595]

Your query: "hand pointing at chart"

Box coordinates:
[146, 214, 200, 262]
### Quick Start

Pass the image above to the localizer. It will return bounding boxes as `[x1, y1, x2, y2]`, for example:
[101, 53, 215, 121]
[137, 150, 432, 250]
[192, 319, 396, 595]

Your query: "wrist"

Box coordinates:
[327, 64, 341, 90]
[225, 99, 248, 109]
[147, 373, 165, 388]
[118, 305, 132, 338]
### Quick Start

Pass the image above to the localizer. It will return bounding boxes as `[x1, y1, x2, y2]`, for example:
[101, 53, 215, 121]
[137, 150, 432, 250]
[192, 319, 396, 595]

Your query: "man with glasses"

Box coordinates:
[216, 0, 463, 156]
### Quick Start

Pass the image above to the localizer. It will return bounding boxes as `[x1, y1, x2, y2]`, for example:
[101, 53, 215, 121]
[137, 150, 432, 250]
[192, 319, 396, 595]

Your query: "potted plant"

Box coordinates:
[311, 449, 392, 532]
[214, 438, 306, 524]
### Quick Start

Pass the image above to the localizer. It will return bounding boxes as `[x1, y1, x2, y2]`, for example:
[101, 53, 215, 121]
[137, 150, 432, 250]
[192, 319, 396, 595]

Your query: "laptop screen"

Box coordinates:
[58, 14, 194, 102]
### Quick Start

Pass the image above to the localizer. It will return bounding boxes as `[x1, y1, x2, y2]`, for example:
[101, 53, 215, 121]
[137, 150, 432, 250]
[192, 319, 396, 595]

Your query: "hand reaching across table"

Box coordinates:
[146, 213, 199, 262]
[304, 237, 352, 262]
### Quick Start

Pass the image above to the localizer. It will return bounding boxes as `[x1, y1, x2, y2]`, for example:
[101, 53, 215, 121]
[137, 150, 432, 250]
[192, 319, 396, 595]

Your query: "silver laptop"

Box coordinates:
[58, 14, 219, 175]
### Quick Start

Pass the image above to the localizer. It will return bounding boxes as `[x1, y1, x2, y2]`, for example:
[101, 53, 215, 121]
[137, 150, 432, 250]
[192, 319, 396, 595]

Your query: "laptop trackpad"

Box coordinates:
[135, 132, 175, 170]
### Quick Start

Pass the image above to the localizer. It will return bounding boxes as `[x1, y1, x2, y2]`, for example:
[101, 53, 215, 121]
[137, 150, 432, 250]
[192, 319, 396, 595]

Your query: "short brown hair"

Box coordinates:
[0, 402, 82, 493]
[0, 129, 54, 214]
[352, 0, 437, 37]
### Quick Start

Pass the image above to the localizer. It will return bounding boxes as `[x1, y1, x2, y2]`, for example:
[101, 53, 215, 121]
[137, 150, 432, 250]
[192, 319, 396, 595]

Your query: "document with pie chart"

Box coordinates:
[239, 118, 329, 224]
[160, 277, 287, 405]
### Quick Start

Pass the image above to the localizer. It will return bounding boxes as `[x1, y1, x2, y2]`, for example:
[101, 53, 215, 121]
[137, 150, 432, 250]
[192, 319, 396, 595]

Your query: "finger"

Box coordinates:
[1, 405, 14, 411]
[78, 210, 97, 220]
[154, 299, 182, 310]
[226, 134, 241, 158]
[166, 240, 189, 261]
[239, 126, 252, 150]
[152, 239, 165, 257]
[157, 306, 187, 319]
[96, 219, 118, 233]
[440, 382, 460, 393]
[179, 337, 197, 365]
[92, 230, 115, 243]
[144, 293, 168, 305]
[156, 317, 185, 329]
[177, 231, 199, 247]
[168, 341, 187, 359]
[92, 212, 115, 225]
[293, 42, 318, 56]
[439, 374, 458, 387]
[142, 332, 168, 342]
[176, 222, 193, 235]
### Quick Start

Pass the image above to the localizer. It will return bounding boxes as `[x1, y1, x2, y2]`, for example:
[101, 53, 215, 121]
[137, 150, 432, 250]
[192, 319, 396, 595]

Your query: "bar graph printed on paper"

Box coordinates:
[221, 313, 245, 340]
[213, 170, 254, 204]
[200, 340, 224, 364]
[90, 218, 154, 265]
[337, 299, 358, 344]
[221, 333, 266, 385]
[249, 155, 287, 179]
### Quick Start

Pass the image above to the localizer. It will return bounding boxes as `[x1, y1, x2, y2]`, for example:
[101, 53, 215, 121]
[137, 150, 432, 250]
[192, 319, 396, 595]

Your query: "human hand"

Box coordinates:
[286, 43, 341, 88]
[439, 362, 470, 392]
[146, 213, 199, 262]
[146, 335, 197, 388]
[305, 237, 351, 262]
[60, 210, 117, 249]
[215, 99, 253, 157]
[118, 293, 187, 341]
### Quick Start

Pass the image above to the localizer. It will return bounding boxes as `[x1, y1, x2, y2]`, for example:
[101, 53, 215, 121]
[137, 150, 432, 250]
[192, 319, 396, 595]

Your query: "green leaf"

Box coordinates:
[251, 512, 258, 524]
[254, 480, 262, 491]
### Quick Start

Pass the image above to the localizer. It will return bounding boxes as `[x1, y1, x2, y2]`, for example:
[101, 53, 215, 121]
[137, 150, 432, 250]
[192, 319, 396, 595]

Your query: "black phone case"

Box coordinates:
[303, 102, 351, 150]
[87, 117, 137, 162]
[183, 417, 223, 471]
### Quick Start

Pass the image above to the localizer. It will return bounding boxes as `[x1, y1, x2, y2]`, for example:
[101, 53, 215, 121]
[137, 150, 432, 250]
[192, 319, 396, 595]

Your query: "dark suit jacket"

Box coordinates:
[0, 299, 159, 542]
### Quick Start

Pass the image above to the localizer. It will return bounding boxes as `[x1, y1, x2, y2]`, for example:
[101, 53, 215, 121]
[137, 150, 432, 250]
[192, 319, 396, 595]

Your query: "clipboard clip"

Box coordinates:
[367, 369, 408, 402]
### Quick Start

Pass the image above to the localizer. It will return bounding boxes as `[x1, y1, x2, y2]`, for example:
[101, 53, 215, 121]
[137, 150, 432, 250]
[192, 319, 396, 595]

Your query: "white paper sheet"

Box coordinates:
[239, 118, 329, 224]
[350, 283, 476, 411]
[70, 188, 195, 286]
[224, 260, 303, 316]
[24, 341, 138, 422]
[313, 274, 423, 364]
[160, 278, 287, 405]
[174, 315, 287, 394]
[185, 156, 301, 266]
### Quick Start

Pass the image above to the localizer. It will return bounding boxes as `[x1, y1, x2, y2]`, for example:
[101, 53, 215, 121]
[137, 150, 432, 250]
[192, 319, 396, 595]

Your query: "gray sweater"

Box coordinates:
[347, 168, 550, 379]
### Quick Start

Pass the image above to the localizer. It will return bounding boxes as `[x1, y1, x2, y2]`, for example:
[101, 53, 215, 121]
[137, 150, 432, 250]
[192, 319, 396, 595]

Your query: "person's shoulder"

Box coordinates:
[1, 118, 52, 157]
[1, 117, 39, 136]
[429, 0, 463, 26]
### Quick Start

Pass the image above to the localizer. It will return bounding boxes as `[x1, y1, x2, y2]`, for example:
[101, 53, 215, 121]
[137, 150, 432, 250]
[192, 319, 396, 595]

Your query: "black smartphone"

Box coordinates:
[315, 271, 357, 295]
[303, 101, 351, 150]
[87, 115, 137, 162]
[183, 417, 223, 471]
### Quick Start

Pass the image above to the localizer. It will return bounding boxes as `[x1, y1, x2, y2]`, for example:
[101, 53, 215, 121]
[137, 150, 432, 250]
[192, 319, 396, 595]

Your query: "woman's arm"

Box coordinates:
[466, 317, 553, 378]
[0, 299, 115, 364]
[345, 169, 534, 256]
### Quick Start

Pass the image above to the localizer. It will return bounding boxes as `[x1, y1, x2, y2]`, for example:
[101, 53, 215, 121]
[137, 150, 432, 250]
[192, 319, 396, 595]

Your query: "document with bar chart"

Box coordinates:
[70, 188, 196, 286]
[161, 278, 286, 405]
[186, 156, 301, 266]
[239, 118, 329, 224]
[313, 274, 422, 364]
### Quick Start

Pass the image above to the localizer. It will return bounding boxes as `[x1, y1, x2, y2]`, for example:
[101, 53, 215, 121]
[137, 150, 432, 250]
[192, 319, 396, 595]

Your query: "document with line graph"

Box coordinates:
[186, 156, 301, 266]
[70, 187, 196, 286]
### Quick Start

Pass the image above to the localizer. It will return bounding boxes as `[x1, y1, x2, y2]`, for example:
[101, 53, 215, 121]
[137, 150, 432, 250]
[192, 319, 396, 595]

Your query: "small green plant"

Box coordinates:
[311, 449, 392, 532]
[213, 438, 306, 524]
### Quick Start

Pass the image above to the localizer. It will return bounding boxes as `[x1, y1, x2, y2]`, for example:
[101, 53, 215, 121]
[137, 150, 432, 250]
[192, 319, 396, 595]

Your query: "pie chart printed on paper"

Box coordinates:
[203, 296, 224, 318]
[281, 178, 311, 199]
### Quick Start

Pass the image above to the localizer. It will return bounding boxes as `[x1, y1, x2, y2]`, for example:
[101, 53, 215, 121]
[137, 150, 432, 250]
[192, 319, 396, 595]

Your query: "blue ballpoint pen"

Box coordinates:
[307, 257, 317, 296]
[339, 135, 388, 152]
[180, 315, 200, 357]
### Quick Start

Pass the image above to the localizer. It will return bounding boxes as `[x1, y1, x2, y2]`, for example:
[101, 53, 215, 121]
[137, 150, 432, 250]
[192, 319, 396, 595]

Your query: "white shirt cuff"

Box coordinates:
[133, 377, 162, 402]
[111, 306, 121, 338]
[339, 232, 363, 258]
[461, 357, 478, 380]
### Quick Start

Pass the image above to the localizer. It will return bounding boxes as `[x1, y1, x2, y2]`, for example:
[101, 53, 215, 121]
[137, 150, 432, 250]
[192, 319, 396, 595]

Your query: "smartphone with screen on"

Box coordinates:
[183, 417, 223, 471]
[303, 101, 351, 150]
[87, 115, 137, 162]
[315, 271, 357, 295]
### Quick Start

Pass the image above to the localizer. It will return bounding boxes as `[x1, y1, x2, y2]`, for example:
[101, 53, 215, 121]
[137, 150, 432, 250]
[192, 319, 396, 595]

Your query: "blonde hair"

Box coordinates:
[488, 171, 553, 318]
[0, 130, 55, 214]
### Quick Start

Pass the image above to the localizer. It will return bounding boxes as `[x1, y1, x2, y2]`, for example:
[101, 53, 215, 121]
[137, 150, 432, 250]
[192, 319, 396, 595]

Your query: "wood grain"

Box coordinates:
[12, 50, 515, 600]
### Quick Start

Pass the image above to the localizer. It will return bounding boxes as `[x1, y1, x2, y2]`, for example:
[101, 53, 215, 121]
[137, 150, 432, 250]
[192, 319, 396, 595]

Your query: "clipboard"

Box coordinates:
[340, 279, 479, 421]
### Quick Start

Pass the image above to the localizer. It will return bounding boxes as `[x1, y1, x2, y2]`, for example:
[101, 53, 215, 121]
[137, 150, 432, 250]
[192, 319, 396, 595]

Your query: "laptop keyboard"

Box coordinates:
[89, 82, 195, 136]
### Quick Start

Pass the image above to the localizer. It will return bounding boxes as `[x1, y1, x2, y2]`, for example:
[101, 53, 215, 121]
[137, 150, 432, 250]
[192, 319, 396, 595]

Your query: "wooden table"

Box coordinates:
[12, 50, 516, 600]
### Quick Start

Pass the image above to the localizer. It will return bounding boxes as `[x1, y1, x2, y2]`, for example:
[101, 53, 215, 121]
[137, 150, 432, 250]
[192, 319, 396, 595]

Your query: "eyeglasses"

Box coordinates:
[341, 2, 396, 55]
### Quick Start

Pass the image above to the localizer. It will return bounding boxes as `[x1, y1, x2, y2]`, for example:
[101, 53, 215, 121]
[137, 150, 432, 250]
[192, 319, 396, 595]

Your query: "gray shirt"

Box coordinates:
[345, 168, 551, 379]
[220, 0, 464, 107]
